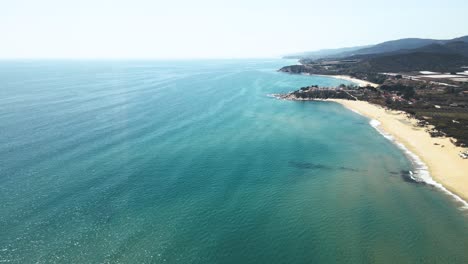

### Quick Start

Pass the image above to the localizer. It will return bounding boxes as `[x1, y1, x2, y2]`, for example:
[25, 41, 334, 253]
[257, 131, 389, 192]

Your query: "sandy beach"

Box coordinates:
[330, 99, 468, 205]
[313, 74, 379, 87]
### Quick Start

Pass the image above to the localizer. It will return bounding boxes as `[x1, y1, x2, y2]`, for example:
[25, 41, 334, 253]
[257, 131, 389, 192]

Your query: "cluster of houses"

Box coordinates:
[427, 128, 446, 138]
[382, 92, 406, 102]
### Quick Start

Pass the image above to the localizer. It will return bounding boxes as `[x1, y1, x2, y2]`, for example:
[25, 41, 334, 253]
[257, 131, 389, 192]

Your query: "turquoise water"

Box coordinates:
[0, 60, 467, 263]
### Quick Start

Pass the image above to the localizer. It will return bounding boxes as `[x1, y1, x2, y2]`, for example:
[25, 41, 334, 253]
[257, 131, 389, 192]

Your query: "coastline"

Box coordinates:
[305, 74, 379, 88]
[329, 99, 468, 207]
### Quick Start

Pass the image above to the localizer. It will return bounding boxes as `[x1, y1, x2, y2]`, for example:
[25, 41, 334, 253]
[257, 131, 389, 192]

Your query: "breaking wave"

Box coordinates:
[369, 119, 468, 210]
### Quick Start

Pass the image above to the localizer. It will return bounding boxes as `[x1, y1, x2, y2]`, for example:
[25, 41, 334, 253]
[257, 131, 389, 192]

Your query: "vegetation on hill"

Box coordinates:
[283, 35, 468, 60]
[361, 52, 468, 72]
[283, 45, 370, 59]
[281, 42, 468, 77]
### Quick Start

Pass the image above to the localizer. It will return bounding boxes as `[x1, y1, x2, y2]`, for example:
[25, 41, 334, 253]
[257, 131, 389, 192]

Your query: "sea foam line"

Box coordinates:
[369, 119, 468, 210]
[274, 96, 468, 210]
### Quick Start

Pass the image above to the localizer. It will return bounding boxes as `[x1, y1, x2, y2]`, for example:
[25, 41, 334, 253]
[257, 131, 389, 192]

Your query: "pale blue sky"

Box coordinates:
[1, 0, 467, 59]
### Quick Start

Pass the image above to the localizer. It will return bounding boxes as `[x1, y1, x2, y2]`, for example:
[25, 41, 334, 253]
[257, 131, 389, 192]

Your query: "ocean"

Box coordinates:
[0, 59, 467, 263]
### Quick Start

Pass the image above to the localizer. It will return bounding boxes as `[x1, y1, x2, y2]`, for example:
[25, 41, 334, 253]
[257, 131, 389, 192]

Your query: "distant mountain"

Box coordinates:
[282, 50, 468, 76]
[344, 38, 439, 57]
[336, 41, 468, 73]
[450, 35, 468, 43]
[282, 34, 468, 75]
[347, 41, 468, 59]
[283, 45, 371, 59]
[407, 43, 459, 54]
[358, 52, 468, 72]
[442, 41, 468, 57]
[286, 35, 468, 60]
[346, 36, 468, 57]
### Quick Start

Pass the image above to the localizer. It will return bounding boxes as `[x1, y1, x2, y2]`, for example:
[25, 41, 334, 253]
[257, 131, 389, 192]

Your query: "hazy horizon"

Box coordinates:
[2, 0, 467, 59]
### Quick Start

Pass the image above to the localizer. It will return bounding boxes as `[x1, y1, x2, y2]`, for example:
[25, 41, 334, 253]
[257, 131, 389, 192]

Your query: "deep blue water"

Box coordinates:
[0, 59, 467, 263]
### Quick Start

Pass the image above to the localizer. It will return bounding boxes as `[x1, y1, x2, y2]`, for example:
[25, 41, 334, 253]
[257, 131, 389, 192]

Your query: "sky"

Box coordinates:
[1, 0, 467, 59]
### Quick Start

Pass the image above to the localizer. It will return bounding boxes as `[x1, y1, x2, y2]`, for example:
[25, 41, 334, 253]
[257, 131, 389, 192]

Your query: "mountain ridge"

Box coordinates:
[284, 35, 468, 60]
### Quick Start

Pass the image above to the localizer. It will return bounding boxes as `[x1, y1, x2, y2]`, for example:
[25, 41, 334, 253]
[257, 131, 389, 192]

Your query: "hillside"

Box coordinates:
[292, 38, 468, 74]
[360, 52, 468, 72]
[285, 35, 468, 60]
[283, 45, 370, 59]
[287, 51, 468, 75]
[345, 38, 441, 56]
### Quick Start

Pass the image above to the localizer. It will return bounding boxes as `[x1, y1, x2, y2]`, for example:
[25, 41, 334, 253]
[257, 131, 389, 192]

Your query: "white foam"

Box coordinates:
[370, 119, 393, 140]
[368, 119, 468, 210]
[369, 119, 381, 127]
[348, 107, 362, 115]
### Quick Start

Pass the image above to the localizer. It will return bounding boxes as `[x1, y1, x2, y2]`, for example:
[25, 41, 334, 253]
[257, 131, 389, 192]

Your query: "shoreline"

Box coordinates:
[303, 73, 379, 88]
[329, 99, 468, 208]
